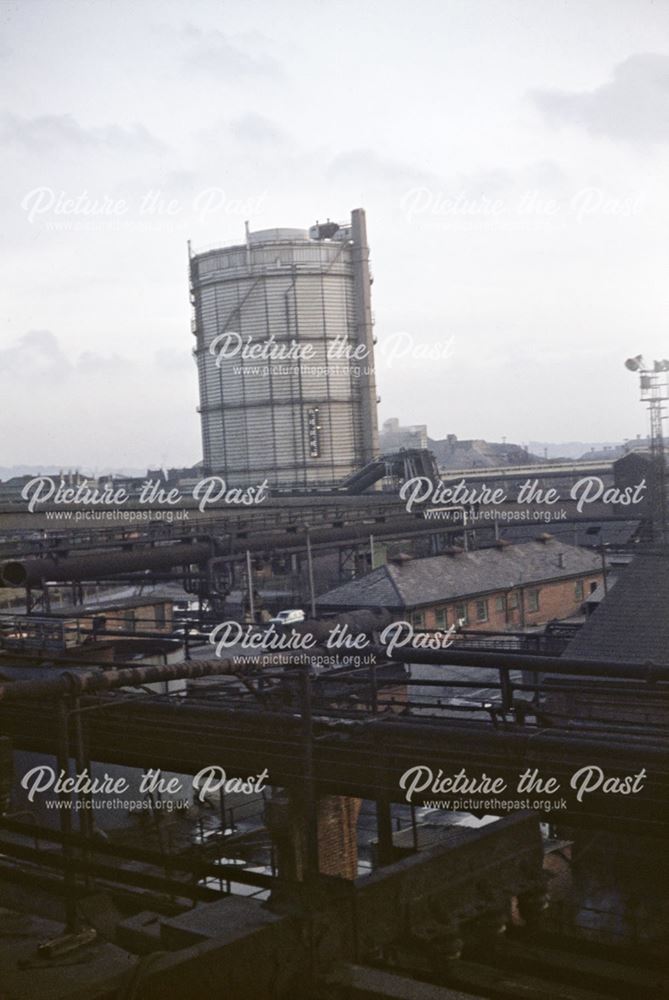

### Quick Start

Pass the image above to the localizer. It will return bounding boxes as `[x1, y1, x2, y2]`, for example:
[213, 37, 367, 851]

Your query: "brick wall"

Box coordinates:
[317, 795, 362, 880]
[266, 793, 362, 881]
[416, 573, 603, 632]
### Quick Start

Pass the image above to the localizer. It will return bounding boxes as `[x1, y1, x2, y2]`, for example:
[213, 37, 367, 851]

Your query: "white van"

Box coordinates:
[268, 609, 305, 627]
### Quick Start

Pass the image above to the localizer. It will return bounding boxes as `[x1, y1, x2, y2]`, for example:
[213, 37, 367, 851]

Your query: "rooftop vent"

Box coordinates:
[309, 220, 343, 240]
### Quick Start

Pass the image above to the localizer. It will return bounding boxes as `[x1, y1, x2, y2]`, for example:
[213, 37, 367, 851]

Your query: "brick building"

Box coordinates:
[318, 538, 603, 630]
[0, 596, 174, 654]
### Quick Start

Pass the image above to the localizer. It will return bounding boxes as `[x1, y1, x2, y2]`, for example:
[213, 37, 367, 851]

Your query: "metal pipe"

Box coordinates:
[0, 658, 261, 702]
[1, 541, 213, 588]
[0, 512, 468, 587]
[72, 699, 95, 850]
[0, 837, 225, 902]
[0, 608, 394, 702]
[351, 208, 380, 464]
[375, 645, 669, 682]
[0, 815, 276, 888]
[2, 640, 666, 705]
[3, 699, 666, 832]
[305, 528, 316, 619]
[57, 699, 77, 930]
[298, 664, 319, 876]
[245, 549, 255, 621]
[376, 799, 394, 866]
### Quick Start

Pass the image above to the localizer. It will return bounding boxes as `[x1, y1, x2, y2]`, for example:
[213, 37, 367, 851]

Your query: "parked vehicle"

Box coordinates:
[268, 609, 305, 627]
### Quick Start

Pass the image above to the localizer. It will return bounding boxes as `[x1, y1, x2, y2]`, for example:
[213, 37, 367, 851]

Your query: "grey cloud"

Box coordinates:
[453, 160, 567, 197]
[0, 112, 165, 153]
[195, 113, 293, 166]
[77, 351, 129, 374]
[327, 148, 435, 187]
[327, 151, 565, 202]
[532, 53, 669, 144]
[154, 349, 194, 372]
[181, 23, 282, 80]
[452, 167, 516, 197]
[0, 331, 132, 380]
[0, 330, 71, 379]
[230, 112, 291, 147]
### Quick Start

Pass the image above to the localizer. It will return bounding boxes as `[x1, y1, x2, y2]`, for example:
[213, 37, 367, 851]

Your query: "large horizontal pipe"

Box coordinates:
[3, 697, 667, 833]
[380, 645, 669, 682]
[6, 503, 621, 587]
[0, 816, 276, 889]
[1, 541, 214, 588]
[0, 608, 393, 701]
[0, 837, 224, 902]
[2, 621, 665, 701]
[0, 514, 458, 587]
[0, 657, 267, 702]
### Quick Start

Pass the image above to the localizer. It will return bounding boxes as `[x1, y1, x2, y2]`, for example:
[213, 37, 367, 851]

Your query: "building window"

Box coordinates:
[455, 603, 468, 625]
[589, 580, 598, 594]
[495, 596, 506, 613]
[475, 599, 489, 623]
[123, 610, 136, 633]
[412, 611, 425, 629]
[527, 589, 540, 613]
[155, 604, 166, 627]
[435, 607, 448, 629]
[508, 593, 519, 610]
[575, 580, 584, 601]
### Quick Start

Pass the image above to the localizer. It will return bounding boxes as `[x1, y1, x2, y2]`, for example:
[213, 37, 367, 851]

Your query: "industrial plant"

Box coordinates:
[1, 205, 668, 998]
[1, 281, 668, 999]
[191, 209, 380, 487]
[5, 0, 669, 993]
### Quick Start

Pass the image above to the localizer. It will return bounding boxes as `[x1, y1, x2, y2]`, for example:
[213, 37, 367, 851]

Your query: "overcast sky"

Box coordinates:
[1, 0, 669, 470]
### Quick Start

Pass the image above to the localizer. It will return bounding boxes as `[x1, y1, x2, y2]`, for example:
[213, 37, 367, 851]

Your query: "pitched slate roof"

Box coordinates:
[566, 551, 669, 665]
[318, 539, 601, 611]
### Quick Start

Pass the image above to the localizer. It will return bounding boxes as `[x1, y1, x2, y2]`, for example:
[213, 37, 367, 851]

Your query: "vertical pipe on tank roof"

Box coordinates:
[351, 208, 380, 464]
